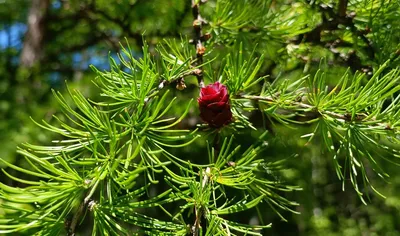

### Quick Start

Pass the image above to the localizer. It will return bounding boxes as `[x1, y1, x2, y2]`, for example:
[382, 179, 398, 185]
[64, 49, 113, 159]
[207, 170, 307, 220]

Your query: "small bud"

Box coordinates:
[201, 33, 211, 42]
[227, 161, 236, 167]
[192, 68, 202, 76]
[196, 45, 206, 55]
[158, 80, 167, 90]
[88, 200, 97, 211]
[361, 68, 370, 73]
[176, 79, 187, 90]
[344, 113, 352, 120]
[84, 179, 92, 186]
[348, 12, 356, 18]
[193, 19, 201, 28]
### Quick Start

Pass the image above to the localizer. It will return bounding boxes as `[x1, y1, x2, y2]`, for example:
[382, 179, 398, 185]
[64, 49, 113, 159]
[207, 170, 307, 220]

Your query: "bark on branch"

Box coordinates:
[191, 0, 207, 88]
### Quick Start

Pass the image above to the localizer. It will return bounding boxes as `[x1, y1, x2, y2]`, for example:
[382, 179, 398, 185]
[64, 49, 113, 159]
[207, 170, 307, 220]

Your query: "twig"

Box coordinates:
[239, 94, 347, 120]
[191, 0, 207, 88]
[212, 132, 221, 157]
[191, 133, 216, 235]
[65, 195, 89, 236]
[338, 0, 348, 17]
[157, 68, 203, 90]
[154, 0, 208, 91]
[66, 199, 88, 236]
[66, 178, 98, 236]
[192, 167, 211, 236]
[238, 94, 393, 130]
[294, 3, 374, 73]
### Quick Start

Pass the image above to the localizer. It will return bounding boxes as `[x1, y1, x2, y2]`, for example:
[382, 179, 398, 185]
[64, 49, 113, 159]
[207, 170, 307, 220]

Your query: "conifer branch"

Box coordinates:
[191, 0, 207, 88]
[66, 199, 87, 236]
[238, 94, 393, 130]
[192, 167, 211, 236]
[157, 68, 203, 90]
[66, 182, 97, 236]
[239, 94, 342, 118]
[295, 2, 375, 72]
[191, 135, 219, 235]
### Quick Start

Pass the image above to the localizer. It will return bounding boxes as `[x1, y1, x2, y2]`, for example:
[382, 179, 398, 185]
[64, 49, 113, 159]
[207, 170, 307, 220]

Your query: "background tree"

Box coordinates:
[1, 0, 400, 235]
[0, 0, 190, 163]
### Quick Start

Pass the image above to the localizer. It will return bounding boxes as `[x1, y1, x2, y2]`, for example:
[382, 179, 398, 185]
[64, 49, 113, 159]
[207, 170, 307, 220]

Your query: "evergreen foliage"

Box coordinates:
[1, 0, 400, 235]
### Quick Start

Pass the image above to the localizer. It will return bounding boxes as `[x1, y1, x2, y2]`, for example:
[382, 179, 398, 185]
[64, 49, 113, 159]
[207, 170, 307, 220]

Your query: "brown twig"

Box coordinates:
[157, 68, 203, 90]
[65, 179, 97, 236]
[65, 197, 88, 236]
[66, 200, 87, 236]
[191, 0, 207, 88]
[338, 0, 349, 18]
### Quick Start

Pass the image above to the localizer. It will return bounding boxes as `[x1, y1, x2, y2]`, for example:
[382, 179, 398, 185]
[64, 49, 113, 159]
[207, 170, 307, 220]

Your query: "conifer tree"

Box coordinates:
[1, 0, 400, 235]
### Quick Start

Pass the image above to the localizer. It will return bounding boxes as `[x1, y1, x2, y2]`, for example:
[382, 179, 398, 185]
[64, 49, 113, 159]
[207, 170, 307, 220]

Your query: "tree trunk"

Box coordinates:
[20, 0, 50, 68]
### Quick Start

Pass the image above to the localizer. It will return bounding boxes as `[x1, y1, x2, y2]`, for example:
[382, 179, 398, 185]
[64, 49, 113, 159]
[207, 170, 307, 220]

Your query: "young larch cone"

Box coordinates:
[198, 82, 233, 128]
